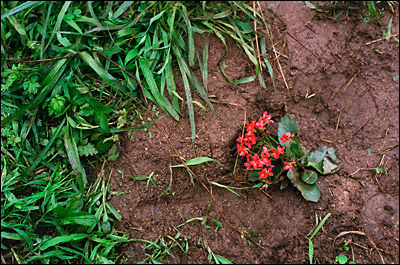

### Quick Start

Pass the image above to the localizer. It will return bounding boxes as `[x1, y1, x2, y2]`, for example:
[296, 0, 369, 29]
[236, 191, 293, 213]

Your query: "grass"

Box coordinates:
[305, 1, 399, 24]
[1, 1, 270, 263]
[307, 212, 331, 264]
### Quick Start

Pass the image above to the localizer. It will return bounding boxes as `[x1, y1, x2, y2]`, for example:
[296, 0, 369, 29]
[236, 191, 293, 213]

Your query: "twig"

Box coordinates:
[381, 143, 399, 154]
[2, 53, 79, 63]
[343, 73, 358, 91]
[3, 50, 264, 249]
[286, 31, 321, 60]
[338, 119, 369, 143]
[364, 34, 399, 45]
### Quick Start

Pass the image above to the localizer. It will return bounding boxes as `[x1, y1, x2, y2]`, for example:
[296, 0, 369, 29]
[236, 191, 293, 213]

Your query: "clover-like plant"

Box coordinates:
[236, 112, 342, 202]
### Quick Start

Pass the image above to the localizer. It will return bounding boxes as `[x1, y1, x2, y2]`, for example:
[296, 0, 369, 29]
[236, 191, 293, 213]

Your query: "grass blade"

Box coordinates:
[64, 125, 87, 192]
[171, 157, 223, 167]
[139, 57, 179, 120]
[1, 1, 44, 20]
[175, 53, 196, 144]
[40, 234, 88, 251]
[29, 117, 66, 171]
[180, 4, 195, 67]
[43, 1, 72, 52]
[113, 1, 134, 19]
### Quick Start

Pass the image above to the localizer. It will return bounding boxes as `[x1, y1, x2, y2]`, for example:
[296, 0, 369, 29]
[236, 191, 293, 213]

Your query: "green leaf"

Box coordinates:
[48, 95, 66, 117]
[139, 57, 179, 120]
[307, 147, 342, 175]
[125, 48, 138, 65]
[171, 157, 223, 168]
[213, 254, 233, 264]
[64, 126, 87, 192]
[40, 234, 88, 250]
[60, 212, 98, 226]
[1, 1, 44, 20]
[278, 114, 299, 145]
[309, 239, 314, 264]
[78, 143, 98, 157]
[2, 59, 68, 125]
[301, 170, 318, 184]
[113, 1, 134, 19]
[287, 168, 320, 202]
[107, 144, 119, 161]
[338, 254, 348, 264]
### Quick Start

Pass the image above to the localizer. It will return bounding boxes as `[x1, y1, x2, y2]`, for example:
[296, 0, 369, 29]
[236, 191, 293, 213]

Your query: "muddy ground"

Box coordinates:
[107, 2, 399, 264]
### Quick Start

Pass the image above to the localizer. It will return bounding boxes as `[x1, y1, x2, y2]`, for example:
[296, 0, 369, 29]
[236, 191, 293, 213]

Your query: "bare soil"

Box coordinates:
[108, 2, 399, 263]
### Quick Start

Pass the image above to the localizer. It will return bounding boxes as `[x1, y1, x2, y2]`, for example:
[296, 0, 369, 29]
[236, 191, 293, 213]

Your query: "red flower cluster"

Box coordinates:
[280, 132, 294, 144]
[236, 112, 283, 180]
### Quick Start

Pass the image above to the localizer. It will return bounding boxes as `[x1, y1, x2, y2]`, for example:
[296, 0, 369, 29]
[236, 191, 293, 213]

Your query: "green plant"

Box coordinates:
[334, 240, 356, 264]
[237, 113, 342, 202]
[196, 238, 233, 264]
[138, 232, 190, 264]
[2, 1, 270, 262]
[130, 172, 157, 191]
[307, 213, 331, 264]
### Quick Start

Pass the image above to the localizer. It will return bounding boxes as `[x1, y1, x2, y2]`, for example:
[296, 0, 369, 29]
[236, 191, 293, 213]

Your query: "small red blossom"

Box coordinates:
[284, 158, 296, 171]
[237, 143, 248, 157]
[280, 133, 295, 144]
[259, 166, 274, 179]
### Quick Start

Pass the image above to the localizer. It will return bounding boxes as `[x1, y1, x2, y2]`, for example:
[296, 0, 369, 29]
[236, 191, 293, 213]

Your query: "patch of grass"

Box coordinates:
[305, 1, 399, 24]
[137, 232, 190, 264]
[1, 1, 271, 263]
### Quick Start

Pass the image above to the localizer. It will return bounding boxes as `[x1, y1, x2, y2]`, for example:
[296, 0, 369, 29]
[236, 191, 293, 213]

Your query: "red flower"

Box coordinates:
[280, 133, 294, 144]
[284, 158, 296, 171]
[244, 154, 261, 170]
[237, 143, 248, 157]
[259, 166, 274, 179]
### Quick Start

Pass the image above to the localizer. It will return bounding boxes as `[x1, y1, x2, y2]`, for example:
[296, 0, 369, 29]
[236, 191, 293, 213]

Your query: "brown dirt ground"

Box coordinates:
[107, 2, 399, 264]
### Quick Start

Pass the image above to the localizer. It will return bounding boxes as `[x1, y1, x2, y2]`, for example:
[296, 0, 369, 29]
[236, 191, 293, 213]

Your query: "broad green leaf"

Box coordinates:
[287, 168, 320, 202]
[40, 234, 88, 250]
[301, 170, 318, 184]
[307, 147, 342, 175]
[338, 255, 348, 264]
[278, 114, 299, 145]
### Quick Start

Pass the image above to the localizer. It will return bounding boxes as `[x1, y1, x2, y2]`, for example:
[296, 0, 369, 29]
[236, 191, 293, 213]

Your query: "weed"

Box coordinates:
[197, 238, 233, 264]
[307, 213, 331, 264]
[334, 240, 356, 264]
[130, 172, 157, 191]
[138, 232, 190, 264]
